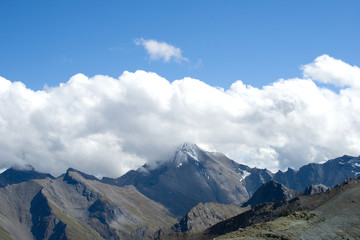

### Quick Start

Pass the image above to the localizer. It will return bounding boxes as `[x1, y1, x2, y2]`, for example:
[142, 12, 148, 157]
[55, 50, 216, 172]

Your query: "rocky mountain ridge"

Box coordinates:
[0, 143, 359, 239]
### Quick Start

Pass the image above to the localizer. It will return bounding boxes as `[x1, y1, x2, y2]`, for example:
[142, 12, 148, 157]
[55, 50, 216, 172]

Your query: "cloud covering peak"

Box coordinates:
[0, 55, 360, 177]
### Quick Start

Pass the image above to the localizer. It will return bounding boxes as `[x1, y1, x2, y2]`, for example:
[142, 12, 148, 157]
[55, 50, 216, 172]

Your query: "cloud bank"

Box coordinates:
[135, 38, 189, 63]
[1, 55, 360, 177]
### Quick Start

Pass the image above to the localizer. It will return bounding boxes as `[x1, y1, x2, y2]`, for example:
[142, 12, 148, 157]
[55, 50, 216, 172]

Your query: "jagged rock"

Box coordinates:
[302, 184, 329, 196]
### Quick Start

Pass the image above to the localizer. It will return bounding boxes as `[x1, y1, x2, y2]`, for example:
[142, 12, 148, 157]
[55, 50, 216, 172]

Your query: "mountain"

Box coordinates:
[103, 143, 273, 217]
[0, 165, 54, 188]
[103, 144, 360, 217]
[0, 168, 176, 240]
[244, 180, 299, 208]
[273, 155, 360, 191]
[157, 177, 360, 239]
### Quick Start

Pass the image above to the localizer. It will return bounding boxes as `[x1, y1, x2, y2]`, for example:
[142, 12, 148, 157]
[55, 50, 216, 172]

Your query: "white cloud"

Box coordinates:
[302, 54, 360, 88]
[135, 38, 189, 63]
[1, 55, 360, 177]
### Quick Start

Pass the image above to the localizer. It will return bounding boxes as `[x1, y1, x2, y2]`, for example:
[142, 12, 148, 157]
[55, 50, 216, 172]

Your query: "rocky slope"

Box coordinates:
[215, 177, 360, 239]
[0, 169, 176, 240]
[158, 202, 249, 236]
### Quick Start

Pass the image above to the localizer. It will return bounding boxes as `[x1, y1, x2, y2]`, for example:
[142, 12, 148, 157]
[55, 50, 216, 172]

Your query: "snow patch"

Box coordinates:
[237, 169, 251, 181]
[352, 163, 360, 168]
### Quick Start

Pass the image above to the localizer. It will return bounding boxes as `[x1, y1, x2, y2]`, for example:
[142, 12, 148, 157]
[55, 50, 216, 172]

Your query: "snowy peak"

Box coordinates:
[174, 143, 202, 166]
[177, 142, 200, 154]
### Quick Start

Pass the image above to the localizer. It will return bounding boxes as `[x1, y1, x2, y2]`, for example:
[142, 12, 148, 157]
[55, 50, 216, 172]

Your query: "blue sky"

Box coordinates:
[1, 1, 360, 176]
[1, 0, 359, 90]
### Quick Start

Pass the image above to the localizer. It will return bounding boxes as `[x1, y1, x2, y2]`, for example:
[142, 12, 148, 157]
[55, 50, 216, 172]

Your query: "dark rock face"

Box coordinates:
[0, 166, 53, 188]
[244, 180, 299, 208]
[104, 143, 273, 217]
[30, 190, 67, 240]
[273, 155, 360, 191]
[87, 198, 122, 240]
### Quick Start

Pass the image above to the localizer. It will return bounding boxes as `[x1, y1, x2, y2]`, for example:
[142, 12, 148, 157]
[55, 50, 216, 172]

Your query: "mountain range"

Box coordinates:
[0, 143, 359, 239]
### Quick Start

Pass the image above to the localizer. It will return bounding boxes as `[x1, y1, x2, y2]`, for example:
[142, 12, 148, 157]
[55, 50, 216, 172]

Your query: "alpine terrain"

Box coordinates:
[0, 143, 359, 240]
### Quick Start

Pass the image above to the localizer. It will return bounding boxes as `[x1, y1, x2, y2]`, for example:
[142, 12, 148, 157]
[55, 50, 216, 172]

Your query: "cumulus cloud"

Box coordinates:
[302, 54, 360, 88]
[135, 38, 189, 63]
[1, 55, 360, 177]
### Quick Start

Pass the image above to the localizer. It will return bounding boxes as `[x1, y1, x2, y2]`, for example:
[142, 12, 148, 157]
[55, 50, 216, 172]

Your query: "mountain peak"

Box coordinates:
[177, 142, 199, 152]
[65, 168, 99, 181]
[174, 143, 202, 166]
[244, 180, 298, 207]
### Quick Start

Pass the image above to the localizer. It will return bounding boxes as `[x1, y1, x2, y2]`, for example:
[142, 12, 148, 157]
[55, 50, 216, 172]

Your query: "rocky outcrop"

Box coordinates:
[302, 184, 328, 196]
[244, 180, 299, 208]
